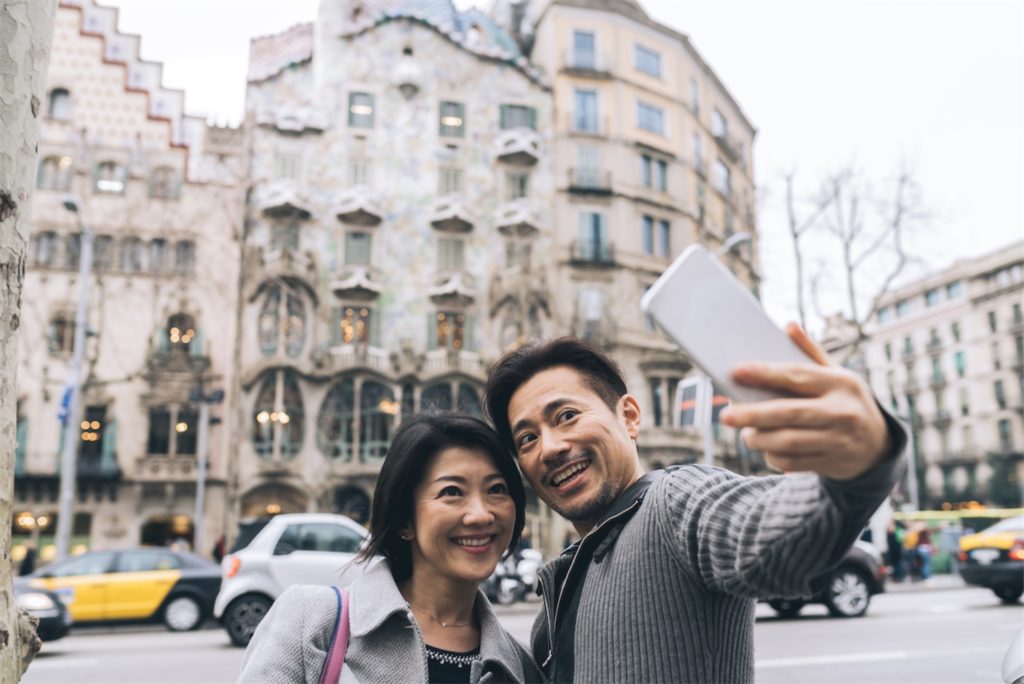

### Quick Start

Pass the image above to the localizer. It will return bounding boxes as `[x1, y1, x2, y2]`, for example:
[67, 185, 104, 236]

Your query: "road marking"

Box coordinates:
[757, 651, 910, 668]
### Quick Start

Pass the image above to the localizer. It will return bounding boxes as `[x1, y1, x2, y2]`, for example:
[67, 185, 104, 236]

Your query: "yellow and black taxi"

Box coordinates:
[27, 548, 221, 631]
[958, 515, 1024, 603]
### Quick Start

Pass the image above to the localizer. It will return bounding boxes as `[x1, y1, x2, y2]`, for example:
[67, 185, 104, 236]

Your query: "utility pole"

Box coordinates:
[191, 385, 224, 557]
[55, 198, 93, 560]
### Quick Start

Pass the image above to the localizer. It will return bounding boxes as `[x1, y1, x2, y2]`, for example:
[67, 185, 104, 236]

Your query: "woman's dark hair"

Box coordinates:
[484, 337, 627, 453]
[356, 413, 526, 582]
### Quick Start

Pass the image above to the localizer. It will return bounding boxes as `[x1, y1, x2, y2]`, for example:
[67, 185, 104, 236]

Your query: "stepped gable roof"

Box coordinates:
[248, 22, 315, 83]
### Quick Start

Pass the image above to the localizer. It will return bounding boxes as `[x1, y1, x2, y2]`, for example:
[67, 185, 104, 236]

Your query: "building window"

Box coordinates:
[163, 313, 198, 354]
[92, 235, 113, 271]
[925, 288, 940, 307]
[344, 232, 371, 265]
[77, 405, 107, 462]
[438, 166, 463, 195]
[317, 379, 355, 461]
[48, 313, 75, 355]
[998, 419, 1013, 452]
[637, 101, 664, 135]
[1013, 303, 1023, 323]
[437, 237, 465, 273]
[896, 299, 910, 317]
[690, 78, 699, 115]
[642, 155, 652, 188]
[692, 133, 703, 169]
[635, 44, 661, 77]
[959, 387, 969, 417]
[712, 109, 728, 139]
[505, 171, 529, 200]
[348, 92, 375, 128]
[506, 241, 531, 269]
[439, 101, 465, 137]
[713, 159, 731, 196]
[951, 321, 961, 342]
[37, 155, 72, 191]
[94, 161, 126, 194]
[577, 287, 605, 341]
[258, 286, 307, 358]
[252, 370, 305, 460]
[422, 383, 453, 411]
[48, 87, 71, 120]
[697, 182, 706, 224]
[149, 166, 181, 199]
[658, 220, 670, 258]
[655, 159, 667, 191]
[884, 342, 892, 362]
[331, 306, 376, 345]
[270, 221, 299, 254]
[174, 241, 195, 276]
[650, 379, 664, 427]
[993, 341, 1001, 370]
[988, 310, 998, 333]
[573, 89, 599, 133]
[954, 350, 966, 378]
[273, 151, 302, 180]
[147, 408, 171, 454]
[360, 381, 396, 462]
[878, 306, 892, 324]
[347, 157, 372, 185]
[572, 30, 596, 69]
[724, 207, 734, 236]
[931, 355, 943, 382]
[946, 280, 963, 299]
[148, 239, 168, 274]
[33, 231, 58, 267]
[577, 211, 609, 262]
[642, 216, 654, 256]
[65, 234, 81, 270]
[432, 311, 467, 351]
[147, 406, 198, 456]
[120, 237, 143, 273]
[995, 380, 1006, 410]
[499, 104, 536, 130]
[903, 336, 914, 355]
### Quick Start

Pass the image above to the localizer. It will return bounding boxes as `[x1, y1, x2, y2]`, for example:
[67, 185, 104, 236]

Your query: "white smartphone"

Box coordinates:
[640, 244, 813, 403]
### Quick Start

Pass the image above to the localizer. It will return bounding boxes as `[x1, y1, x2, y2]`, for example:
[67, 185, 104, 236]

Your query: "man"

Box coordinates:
[483, 325, 906, 683]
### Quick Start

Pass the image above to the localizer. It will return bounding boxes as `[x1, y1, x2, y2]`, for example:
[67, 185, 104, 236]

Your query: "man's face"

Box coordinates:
[507, 366, 644, 533]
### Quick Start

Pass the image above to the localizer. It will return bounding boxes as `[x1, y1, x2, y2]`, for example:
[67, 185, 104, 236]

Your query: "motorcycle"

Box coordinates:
[484, 549, 543, 605]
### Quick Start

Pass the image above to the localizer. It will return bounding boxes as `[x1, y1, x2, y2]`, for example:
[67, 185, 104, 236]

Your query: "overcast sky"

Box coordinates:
[100, 0, 1023, 333]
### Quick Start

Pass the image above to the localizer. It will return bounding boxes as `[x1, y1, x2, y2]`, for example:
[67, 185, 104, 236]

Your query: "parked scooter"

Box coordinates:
[484, 549, 543, 605]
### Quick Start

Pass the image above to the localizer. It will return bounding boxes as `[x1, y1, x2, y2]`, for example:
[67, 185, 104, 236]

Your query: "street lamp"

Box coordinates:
[54, 197, 93, 560]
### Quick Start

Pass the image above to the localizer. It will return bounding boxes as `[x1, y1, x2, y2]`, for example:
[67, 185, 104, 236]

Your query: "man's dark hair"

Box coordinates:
[484, 337, 628, 452]
[355, 413, 526, 582]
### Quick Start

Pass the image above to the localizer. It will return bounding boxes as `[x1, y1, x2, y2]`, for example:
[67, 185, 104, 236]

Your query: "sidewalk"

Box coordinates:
[885, 574, 967, 592]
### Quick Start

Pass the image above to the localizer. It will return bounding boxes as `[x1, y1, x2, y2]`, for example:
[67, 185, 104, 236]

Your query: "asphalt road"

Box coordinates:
[21, 586, 1021, 683]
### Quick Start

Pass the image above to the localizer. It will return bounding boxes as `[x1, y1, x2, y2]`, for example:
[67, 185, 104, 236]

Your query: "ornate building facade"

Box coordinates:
[14, 0, 243, 562]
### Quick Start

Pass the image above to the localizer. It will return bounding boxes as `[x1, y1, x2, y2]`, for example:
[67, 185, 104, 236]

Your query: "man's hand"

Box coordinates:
[719, 323, 894, 481]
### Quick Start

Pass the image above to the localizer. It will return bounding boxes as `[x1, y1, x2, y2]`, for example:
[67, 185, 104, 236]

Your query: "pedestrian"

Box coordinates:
[915, 528, 934, 581]
[238, 414, 542, 683]
[19, 543, 37, 576]
[484, 330, 906, 683]
[212, 534, 226, 564]
[886, 519, 907, 581]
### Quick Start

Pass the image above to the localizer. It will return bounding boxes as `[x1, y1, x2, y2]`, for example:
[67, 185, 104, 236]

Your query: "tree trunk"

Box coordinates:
[0, 1, 57, 679]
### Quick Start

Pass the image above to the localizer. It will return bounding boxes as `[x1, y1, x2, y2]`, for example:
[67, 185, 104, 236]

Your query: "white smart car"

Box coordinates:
[213, 513, 369, 646]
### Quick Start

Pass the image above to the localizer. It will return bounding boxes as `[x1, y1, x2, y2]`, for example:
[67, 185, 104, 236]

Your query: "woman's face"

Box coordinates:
[406, 446, 516, 588]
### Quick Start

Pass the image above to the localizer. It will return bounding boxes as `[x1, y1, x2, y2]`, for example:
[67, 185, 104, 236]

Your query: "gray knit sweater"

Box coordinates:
[532, 450, 904, 683]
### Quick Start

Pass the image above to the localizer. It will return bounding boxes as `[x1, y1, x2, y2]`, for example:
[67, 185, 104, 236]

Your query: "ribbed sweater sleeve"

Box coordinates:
[656, 452, 903, 599]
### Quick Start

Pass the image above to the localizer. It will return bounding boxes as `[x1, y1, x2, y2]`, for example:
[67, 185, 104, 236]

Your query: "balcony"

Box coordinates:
[713, 133, 743, 165]
[428, 195, 476, 233]
[325, 343, 392, 374]
[147, 348, 212, 376]
[926, 337, 943, 354]
[421, 348, 485, 379]
[929, 373, 947, 390]
[134, 456, 197, 483]
[429, 270, 478, 307]
[77, 454, 120, 479]
[570, 313, 617, 349]
[909, 413, 924, 431]
[1012, 356, 1024, 374]
[494, 128, 541, 166]
[335, 186, 383, 226]
[901, 346, 916, 361]
[494, 199, 541, 238]
[903, 378, 920, 396]
[569, 240, 615, 267]
[247, 247, 318, 303]
[567, 168, 612, 195]
[257, 180, 313, 219]
[932, 410, 952, 430]
[331, 264, 383, 299]
[561, 49, 613, 78]
[255, 105, 328, 134]
[1010, 318, 1024, 335]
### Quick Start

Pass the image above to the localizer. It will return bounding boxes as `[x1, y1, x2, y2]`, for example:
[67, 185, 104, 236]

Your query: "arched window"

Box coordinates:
[121, 237, 143, 273]
[421, 383, 452, 411]
[360, 381, 396, 462]
[36, 156, 72, 191]
[165, 313, 197, 354]
[174, 240, 195, 276]
[94, 161, 126, 194]
[317, 379, 355, 461]
[457, 383, 483, 418]
[257, 285, 307, 358]
[149, 166, 180, 200]
[252, 370, 305, 460]
[48, 88, 71, 120]
[33, 231, 58, 268]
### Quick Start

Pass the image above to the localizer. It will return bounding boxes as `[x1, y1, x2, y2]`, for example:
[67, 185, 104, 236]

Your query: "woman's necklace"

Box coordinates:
[408, 602, 474, 629]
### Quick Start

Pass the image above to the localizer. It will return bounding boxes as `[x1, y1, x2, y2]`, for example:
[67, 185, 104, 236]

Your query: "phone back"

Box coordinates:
[641, 244, 812, 403]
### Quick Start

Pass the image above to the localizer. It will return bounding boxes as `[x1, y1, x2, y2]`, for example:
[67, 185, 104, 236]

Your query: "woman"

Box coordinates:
[238, 414, 543, 683]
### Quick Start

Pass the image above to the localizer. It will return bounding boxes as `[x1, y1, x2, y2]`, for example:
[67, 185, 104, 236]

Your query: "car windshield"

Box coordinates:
[985, 516, 1024, 533]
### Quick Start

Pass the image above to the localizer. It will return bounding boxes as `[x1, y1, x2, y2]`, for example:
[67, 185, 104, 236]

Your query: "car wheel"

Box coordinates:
[225, 595, 272, 647]
[768, 599, 805, 618]
[163, 595, 203, 632]
[824, 568, 871, 618]
[994, 587, 1024, 604]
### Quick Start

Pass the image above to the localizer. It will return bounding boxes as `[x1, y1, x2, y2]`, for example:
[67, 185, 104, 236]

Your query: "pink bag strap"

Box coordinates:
[317, 587, 350, 684]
